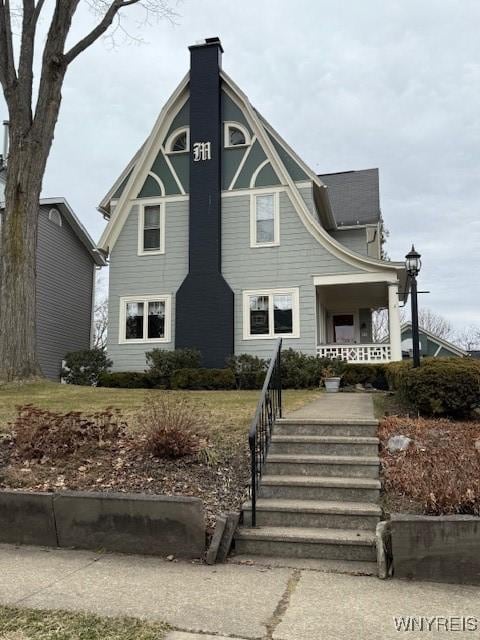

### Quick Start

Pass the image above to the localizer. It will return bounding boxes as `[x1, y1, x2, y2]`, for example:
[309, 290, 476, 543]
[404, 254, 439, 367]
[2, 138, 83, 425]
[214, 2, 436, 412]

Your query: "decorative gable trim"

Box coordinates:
[98, 75, 189, 251]
[220, 70, 404, 278]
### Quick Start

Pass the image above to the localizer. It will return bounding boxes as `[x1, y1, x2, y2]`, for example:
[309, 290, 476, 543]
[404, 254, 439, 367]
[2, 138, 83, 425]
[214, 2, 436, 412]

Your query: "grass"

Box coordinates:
[0, 381, 321, 451]
[0, 605, 170, 640]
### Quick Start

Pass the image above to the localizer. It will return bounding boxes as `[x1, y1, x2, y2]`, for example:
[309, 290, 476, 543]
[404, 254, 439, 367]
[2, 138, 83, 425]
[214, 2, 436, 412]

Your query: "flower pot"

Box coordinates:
[324, 377, 341, 393]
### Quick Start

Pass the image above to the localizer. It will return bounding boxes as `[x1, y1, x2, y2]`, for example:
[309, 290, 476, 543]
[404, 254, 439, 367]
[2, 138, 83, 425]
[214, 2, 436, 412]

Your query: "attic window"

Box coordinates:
[165, 127, 189, 154]
[48, 208, 62, 227]
[224, 122, 250, 148]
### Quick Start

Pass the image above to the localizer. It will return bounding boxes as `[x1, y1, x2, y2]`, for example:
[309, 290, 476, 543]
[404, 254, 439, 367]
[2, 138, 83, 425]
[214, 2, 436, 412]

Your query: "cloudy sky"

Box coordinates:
[6, 0, 480, 328]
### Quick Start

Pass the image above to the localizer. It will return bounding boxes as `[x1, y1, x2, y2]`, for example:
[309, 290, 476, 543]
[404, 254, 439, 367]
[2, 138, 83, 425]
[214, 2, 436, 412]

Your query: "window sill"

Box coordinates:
[137, 250, 165, 257]
[243, 333, 300, 341]
[250, 242, 280, 249]
[119, 338, 171, 345]
[165, 150, 189, 156]
[225, 143, 250, 149]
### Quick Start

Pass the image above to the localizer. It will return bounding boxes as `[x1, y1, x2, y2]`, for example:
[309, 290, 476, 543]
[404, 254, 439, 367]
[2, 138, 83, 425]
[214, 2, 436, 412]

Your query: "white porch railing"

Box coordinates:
[317, 344, 392, 363]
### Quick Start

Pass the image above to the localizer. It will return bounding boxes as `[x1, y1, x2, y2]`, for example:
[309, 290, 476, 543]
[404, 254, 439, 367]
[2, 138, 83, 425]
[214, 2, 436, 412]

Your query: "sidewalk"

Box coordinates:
[287, 392, 376, 420]
[1, 544, 479, 639]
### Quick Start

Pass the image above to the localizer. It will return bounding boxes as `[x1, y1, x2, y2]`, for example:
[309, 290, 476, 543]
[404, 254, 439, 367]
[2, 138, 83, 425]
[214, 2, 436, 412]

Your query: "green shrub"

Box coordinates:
[341, 363, 388, 390]
[62, 349, 112, 386]
[227, 354, 267, 389]
[171, 368, 236, 390]
[278, 349, 339, 388]
[146, 348, 201, 388]
[97, 371, 152, 388]
[386, 358, 480, 417]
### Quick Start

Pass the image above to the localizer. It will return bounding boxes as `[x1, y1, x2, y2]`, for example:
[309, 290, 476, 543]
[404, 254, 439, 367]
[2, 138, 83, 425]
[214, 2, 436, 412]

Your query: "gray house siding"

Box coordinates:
[36, 206, 94, 379]
[330, 228, 368, 256]
[107, 200, 188, 371]
[107, 187, 363, 368]
[222, 190, 361, 360]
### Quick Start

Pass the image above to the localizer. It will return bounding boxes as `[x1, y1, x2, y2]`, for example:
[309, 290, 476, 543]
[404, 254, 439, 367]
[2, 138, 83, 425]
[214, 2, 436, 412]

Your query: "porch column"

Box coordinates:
[388, 282, 402, 361]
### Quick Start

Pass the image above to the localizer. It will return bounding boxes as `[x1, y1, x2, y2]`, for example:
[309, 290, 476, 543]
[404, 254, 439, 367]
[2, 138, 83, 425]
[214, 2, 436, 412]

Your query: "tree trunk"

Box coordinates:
[0, 138, 46, 381]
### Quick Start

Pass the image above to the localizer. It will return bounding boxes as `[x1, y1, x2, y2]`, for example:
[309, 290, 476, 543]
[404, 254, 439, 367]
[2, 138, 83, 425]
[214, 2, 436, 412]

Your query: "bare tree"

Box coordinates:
[0, 1, 175, 382]
[454, 325, 480, 351]
[417, 308, 453, 340]
[371, 307, 407, 342]
[92, 297, 108, 349]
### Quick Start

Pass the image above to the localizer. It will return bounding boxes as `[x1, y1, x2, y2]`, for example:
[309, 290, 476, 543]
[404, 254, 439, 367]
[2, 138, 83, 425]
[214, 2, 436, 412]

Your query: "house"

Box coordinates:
[399, 323, 467, 359]
[0, 152, 106, 379]
[98, 38, 408, 370]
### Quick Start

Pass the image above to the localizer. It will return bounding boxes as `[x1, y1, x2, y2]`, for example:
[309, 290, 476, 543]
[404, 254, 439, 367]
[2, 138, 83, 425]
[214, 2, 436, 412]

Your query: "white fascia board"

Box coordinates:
[98, 74, 189, 253]
[221, 71, 404, 277]
[313, 272, 399, 287]
[40, 197, 106, 266]
[400, 323, 468, 357]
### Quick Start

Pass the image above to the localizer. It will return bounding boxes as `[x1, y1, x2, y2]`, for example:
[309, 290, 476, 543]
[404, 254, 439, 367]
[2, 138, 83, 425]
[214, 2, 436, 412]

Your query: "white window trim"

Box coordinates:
[224, 121, 251, 148]
[119, 294, 172, 344]
[242, 288, 300, 340]
[250, 190, 280, 248]
[137, 201, 165, 256]
[165, 126, 190, 155]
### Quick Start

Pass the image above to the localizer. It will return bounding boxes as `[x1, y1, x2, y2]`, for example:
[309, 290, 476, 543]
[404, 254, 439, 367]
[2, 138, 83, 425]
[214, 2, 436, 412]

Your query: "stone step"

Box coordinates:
[270, 435, 379, 456]
[265, 453, 379, 478]
[235, 526, 377, 562]
[258, 475, 381, 502]
[242, 498, 381, 529]
[275, 418, 378, 438]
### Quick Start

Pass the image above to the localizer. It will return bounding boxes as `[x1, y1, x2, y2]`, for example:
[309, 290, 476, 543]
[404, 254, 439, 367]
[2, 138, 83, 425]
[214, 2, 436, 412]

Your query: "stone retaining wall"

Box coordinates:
[0, 490, 205, 558]
[391, 513, 480, 585]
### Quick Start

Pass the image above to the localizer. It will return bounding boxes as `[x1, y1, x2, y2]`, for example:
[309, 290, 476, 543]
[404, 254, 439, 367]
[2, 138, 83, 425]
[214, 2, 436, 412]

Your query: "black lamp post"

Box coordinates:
[405, 245, 422, 368]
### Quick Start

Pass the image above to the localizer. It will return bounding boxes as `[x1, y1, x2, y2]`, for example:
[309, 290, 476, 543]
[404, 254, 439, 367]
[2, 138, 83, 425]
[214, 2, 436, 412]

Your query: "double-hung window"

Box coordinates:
[138, 203, 165, 255]
[243, 288, 299, 339]
[250, 192, 279, 247]
[119, 295, 171, 343]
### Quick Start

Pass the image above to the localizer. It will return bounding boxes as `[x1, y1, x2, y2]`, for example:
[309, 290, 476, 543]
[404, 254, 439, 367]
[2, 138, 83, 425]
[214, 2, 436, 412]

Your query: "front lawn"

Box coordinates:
[0, 382, 320, 529]
[0, 605, 170, 640]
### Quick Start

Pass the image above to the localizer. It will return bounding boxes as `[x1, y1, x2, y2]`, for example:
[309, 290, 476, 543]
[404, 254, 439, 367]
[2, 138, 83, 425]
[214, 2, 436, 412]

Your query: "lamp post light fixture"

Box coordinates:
[405, 245, 422, 368]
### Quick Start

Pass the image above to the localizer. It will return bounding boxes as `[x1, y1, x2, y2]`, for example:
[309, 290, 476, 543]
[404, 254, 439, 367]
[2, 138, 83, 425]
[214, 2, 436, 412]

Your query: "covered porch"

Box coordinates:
[314, 273, 404, 363]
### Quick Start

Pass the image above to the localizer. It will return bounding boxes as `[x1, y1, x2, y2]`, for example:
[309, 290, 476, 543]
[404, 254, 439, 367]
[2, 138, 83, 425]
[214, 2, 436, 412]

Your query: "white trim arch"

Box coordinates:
[165, 126, 190, 154]
[224, 121, 251, 148]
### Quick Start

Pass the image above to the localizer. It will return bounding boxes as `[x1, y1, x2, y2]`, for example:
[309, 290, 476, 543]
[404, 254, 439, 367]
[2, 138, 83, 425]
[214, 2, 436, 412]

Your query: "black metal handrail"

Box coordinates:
[248, 338, 282, 527]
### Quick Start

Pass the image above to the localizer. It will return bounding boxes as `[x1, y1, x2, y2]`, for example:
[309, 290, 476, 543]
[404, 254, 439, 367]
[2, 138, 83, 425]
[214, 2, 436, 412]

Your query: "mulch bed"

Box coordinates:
[0, 430, 249, 533]
[379, 415, 480, 516]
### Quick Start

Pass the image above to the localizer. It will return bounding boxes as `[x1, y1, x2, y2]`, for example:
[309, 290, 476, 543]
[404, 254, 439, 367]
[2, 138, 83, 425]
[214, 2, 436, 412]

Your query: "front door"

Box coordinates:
[332, 314, 355, 344]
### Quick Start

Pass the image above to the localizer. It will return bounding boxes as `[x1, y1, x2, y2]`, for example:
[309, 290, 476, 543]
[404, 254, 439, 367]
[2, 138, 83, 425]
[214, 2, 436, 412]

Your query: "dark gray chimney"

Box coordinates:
[175, 38, 235, 367]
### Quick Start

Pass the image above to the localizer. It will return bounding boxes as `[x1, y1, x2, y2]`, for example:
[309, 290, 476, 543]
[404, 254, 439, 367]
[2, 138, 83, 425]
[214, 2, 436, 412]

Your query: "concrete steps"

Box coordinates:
[236, 416, 381, 564]
[265, 453, 379, 478]
[242, 499, 381, 530]
[275, 418, 378, 437]
[235, 526, 377, 562]
[270, 435, 379, 456]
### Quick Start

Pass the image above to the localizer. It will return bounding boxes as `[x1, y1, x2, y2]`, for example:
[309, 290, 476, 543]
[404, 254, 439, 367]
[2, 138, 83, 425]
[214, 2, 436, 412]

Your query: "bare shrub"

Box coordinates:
[137, 395, 208, 459]
[380, 415, 480, 515]
[11, 405, 125, 460]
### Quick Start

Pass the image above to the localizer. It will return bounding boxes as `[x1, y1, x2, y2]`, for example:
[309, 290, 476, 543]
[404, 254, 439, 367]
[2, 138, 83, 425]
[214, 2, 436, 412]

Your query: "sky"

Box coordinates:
[4, 0, 480, 329]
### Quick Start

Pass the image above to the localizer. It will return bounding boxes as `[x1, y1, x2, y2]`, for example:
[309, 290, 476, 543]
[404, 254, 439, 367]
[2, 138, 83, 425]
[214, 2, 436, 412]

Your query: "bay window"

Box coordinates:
[243, 288, 299, 339]
[119, 295, 171, 343]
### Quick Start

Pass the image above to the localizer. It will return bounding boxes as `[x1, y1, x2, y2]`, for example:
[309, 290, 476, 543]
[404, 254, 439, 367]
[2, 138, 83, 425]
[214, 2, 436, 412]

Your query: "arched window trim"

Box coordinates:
[165, 126, 190, 154]
[48, 208, 62, 227]
[224, 121, 251, 148]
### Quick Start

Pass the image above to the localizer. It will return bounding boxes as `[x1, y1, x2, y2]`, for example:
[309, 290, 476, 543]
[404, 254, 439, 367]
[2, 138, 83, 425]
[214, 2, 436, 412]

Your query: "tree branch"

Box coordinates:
[0, 1, 18, 96]
[64, 0, 141, 65]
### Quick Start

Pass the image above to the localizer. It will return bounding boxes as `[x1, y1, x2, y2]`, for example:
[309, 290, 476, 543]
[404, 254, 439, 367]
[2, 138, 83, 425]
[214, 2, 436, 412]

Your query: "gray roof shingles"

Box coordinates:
[318, 168, 380, 226]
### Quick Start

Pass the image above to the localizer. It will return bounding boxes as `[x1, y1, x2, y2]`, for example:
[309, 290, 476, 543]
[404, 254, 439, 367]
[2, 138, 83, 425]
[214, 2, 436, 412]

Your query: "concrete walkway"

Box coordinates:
[287, 391, 375, 421]
[1, 544, 479, 639]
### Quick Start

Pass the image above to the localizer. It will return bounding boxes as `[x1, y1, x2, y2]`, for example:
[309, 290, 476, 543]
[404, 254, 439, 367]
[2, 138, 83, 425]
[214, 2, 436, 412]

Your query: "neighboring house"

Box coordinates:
[98, 37, 408, 371]
[399, 323, 467, 359]
[0, 160, 106, 379]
